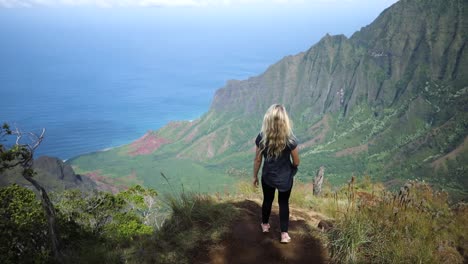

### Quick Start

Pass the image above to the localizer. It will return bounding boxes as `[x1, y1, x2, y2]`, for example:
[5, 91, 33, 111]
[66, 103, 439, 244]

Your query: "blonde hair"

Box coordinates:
[259, 104, 294, 159]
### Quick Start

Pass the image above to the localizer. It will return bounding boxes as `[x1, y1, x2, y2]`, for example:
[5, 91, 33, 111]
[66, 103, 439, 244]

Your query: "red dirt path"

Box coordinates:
[195, 200, 329, 264]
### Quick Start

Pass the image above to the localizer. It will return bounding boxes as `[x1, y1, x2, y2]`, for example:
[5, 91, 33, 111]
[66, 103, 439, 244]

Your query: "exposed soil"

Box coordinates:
[127, 132, 170, 156]
[84, 170, 122, 193]
[195, 200, 329, 264]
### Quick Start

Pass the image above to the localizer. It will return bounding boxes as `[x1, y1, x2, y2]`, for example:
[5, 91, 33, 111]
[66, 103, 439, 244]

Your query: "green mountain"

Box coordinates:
[69, 0, 468, 195]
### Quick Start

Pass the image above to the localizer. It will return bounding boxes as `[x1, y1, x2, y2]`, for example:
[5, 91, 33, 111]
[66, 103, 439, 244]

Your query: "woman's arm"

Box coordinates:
[253, 147, 263, 187]
[291, 148, 300, 167]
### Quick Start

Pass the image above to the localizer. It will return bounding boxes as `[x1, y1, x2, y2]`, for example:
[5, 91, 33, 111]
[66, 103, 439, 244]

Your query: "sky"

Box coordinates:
[0, 0, 398, 9]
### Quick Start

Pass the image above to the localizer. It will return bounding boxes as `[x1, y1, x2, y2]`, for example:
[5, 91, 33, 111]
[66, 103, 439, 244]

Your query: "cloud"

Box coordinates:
[0, 0, 398, 8]
[1, 0, 185, 8]
[0, 0, 313, 8]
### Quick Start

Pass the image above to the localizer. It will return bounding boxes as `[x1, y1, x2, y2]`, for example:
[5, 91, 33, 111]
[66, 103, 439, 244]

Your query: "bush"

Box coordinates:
[0, 184, 50, 263]
[54, 186, 160, 262]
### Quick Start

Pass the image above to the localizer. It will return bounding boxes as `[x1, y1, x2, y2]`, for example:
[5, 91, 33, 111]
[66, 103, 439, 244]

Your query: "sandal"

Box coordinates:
[261, 223, 270, 233]
[280, 232, 291, 243]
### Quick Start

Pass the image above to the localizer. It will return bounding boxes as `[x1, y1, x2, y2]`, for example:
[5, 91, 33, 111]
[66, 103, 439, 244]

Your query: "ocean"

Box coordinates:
[0, 5, 391, 160]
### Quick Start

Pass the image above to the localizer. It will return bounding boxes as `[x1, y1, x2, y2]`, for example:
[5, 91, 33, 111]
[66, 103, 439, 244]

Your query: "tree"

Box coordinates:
[118, 185, 164, 229]
[0, 123, 62, 261]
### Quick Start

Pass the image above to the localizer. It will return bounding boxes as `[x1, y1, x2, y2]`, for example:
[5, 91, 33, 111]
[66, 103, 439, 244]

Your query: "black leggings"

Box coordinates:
[261, 179, 292, 232]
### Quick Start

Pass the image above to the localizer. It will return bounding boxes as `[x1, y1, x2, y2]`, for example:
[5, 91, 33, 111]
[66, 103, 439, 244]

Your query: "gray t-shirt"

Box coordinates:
[255, 133, 298, 192]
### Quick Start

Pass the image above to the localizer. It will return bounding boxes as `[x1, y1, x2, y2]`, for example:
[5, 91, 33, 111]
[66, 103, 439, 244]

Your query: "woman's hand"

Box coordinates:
[253, 176, 259, 188]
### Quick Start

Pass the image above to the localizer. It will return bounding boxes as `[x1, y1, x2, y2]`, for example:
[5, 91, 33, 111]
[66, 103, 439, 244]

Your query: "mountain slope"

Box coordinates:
[69, 0, 468, 194]
[0, 156, 97, 192]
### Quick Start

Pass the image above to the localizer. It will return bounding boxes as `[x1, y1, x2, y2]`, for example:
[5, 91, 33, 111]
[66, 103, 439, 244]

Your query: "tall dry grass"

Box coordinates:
[324, 178, 467, 264]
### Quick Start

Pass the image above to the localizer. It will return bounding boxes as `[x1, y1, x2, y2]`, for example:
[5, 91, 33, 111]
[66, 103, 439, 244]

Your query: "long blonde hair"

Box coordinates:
[259, 104, 294, 159]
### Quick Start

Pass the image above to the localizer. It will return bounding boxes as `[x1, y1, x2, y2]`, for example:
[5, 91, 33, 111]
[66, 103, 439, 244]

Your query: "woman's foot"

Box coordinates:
[280, 232, 291, 243]
[261, 223, 270, 233]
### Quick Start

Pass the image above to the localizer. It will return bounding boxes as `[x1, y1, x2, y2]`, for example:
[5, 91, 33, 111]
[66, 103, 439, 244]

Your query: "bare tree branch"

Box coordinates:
[1, 125, 62, 261]
[10, 127, 46, 153]
[29, 128, 46, 151]
[14, 127, 22, 146]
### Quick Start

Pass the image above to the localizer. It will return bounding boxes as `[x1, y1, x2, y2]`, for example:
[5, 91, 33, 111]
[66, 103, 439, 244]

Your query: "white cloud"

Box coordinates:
[0, 0, 397, 8]
[1, 0, 187, 7]
[0, 0, 313, 8]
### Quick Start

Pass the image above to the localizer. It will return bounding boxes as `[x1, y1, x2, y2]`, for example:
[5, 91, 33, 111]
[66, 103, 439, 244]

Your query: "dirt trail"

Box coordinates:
[195, 200, 329, 264]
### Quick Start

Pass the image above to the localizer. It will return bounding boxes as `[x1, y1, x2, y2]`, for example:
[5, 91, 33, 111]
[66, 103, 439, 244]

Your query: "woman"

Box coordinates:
[253, 104, 300, 244]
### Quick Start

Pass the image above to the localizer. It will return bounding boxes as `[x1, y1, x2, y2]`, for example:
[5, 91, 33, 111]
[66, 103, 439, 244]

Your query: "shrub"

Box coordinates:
[0, 184, 50, 263]
[54, 187, 160, 262]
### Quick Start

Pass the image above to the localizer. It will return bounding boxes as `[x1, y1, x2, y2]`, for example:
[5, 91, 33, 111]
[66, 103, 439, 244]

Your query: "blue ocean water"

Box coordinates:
[0, 5, 391, 160]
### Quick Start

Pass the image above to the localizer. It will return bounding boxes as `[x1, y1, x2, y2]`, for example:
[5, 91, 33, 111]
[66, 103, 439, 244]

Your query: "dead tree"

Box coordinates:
[0, 124, 62, 261]
[313, 166, 325, 196]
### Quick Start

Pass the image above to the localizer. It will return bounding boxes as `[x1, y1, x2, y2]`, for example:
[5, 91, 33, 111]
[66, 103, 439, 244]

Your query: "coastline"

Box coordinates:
[63, 118, 200, 163]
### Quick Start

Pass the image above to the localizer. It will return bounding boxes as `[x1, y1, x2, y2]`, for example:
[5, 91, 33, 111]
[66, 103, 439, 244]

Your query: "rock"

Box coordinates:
[0, 156, 97, 192]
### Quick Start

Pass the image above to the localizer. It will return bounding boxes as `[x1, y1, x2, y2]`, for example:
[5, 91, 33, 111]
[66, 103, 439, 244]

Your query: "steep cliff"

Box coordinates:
[0, 156, 97, 192]
[70, 0, 468, 193]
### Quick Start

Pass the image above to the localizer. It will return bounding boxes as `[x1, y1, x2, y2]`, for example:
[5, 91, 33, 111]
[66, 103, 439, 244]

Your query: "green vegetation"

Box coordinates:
[70, 148, 237, 193]
[1, 123, 63, 261]
[0, 184, 49, 263]
[1, 173, 467, 263]
[0, 183, 238, 263]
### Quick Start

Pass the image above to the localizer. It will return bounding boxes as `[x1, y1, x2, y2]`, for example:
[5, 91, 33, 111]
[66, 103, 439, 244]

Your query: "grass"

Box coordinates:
[70, 152, 237, 193]
[318, 178, 467, 264]
[235, 180, 262, 199]
[128, 192, 239, 264]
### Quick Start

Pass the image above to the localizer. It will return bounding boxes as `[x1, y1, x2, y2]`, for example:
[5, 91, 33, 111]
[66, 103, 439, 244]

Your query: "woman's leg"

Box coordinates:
[261, 179, 275, 224]
[278, 188, 292, 232]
